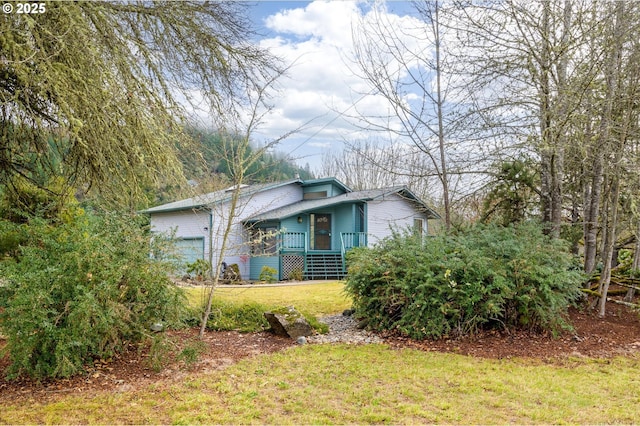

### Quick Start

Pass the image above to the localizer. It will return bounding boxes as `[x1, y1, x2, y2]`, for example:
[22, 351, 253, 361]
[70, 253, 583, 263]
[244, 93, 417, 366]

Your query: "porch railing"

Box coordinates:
[279, 232, 367, 254]
[280, 232, 307, 252]
[340, 232, 368, 252]
[278, 231, 368, 279]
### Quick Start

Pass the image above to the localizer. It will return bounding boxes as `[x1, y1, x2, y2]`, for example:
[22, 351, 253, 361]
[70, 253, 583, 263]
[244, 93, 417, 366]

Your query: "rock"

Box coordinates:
[296, 336, 307, 345]
[342, 309, 355, 317]
[222, 263, 241, 282]
[150, 322, 164, 332]
[264, 306, 314, 339]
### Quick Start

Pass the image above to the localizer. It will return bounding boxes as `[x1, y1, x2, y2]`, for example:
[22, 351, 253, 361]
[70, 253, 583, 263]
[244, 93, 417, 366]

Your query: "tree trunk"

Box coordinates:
[433, 1, 451, 230]
[624, 220, 640, 301]
[597, 175, 621, 317]
[583, 149, 603, 275]
[538, 0, 569, 238]
[596, 1, 631, 317]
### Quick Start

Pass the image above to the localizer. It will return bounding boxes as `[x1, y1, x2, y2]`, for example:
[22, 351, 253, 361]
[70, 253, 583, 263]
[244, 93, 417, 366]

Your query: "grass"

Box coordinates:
[3, 346, 640, 424]
[3, 281, 640, 424]
[185, 281, 350, 333]
[185, 281, 352, 317]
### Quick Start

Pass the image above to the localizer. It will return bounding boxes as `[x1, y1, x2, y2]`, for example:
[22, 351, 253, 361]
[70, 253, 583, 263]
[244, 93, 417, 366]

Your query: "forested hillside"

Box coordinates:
[148, 128, 314, 206]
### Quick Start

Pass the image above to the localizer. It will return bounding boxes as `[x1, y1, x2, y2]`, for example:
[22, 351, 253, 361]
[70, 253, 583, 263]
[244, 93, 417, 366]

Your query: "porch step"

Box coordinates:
[304, 253, 345, 280]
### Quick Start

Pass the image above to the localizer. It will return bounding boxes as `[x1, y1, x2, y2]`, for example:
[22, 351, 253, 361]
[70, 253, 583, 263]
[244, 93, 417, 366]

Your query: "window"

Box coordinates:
[251, 226, 278, 255]
[413, 218, 424, 238]
[303, 191, 328, 200]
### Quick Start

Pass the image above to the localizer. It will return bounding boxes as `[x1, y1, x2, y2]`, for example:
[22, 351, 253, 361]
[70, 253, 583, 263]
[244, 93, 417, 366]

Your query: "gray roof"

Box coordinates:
[245, 186, 440, 222]
[141, 178, 302, 214]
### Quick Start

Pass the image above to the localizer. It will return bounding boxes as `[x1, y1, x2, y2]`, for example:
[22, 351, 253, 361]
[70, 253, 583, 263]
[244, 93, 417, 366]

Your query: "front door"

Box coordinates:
[314, 213, 331, 250]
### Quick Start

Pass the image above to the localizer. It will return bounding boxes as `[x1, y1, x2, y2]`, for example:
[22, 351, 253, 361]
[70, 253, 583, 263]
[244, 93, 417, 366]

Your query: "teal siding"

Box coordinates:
[249, 199, 366, 279]
[250, 256, 280, 280]
[281, 216, 307, 234]
[302, 182, 347, 197]
[334, 204, 353, 231]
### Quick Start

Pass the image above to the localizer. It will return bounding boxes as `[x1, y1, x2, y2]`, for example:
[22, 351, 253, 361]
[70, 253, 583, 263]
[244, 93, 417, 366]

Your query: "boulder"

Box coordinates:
[264, 306, 314, 339]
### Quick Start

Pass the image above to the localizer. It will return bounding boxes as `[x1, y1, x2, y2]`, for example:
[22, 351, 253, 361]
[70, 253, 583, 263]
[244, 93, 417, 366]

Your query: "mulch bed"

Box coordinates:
[1, 299, 640, 404]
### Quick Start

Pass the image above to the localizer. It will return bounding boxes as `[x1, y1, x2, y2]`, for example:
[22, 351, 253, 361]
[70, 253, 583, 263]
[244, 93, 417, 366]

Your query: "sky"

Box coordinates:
[240, 0, 420, 173]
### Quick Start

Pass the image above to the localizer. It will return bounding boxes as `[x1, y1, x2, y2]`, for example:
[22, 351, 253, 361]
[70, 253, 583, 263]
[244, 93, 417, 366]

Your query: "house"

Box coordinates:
[143, 177, 440, 281]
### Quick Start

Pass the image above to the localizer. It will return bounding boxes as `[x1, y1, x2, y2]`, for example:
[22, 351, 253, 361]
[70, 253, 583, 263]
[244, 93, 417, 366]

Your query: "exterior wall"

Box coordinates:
[366, 193, 429, 245]
[334, 203, 355, 250]
[303, 182, 347, 197]
[150, 183, 303, 280]
[278, 204, 360, 252]
[249, 256, 280, 281]
[150, 210, 210, 239]
[280, 216, 307, 235]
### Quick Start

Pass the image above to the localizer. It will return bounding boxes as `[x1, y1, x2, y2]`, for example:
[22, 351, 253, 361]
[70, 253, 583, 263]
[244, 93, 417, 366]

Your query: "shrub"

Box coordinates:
[195, 299, 327, 334]
[186, 259, 211, 280]
[344, 222, 584, 339]
[202, 300, 270, 332]
[0, 212, 188, 379]
[288, 267, 304, 281]
[259, 266, 278, 283]
[0, 220, 28, 258]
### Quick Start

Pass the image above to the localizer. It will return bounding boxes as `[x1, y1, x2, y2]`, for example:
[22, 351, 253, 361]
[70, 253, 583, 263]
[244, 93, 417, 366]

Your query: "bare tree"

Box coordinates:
[320, 138, 436, 201]
[593, 2, 640, 316]
[199, 72, 303, 337]
[346, 0, 456, 229]
[452, 0, 599, 237]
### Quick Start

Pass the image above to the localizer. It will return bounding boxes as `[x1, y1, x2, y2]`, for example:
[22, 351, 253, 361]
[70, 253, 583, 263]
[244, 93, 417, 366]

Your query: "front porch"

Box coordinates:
[251, 232, 368, 281]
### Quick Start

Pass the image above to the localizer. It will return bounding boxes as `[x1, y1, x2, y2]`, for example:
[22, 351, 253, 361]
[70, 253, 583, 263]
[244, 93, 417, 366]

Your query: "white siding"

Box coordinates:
[151, 210, 210, 240]
[366, 193, 429, 244]
[150, 183, 303, 279]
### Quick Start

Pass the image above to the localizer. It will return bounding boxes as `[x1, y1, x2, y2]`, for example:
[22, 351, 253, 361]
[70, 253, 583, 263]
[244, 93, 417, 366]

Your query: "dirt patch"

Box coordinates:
[1, 302, 640, 404]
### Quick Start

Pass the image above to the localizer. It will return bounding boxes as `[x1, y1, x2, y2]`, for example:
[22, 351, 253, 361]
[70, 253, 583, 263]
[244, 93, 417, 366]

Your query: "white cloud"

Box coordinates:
[264, 1, 361, 46]
[172, 0, 447, 176]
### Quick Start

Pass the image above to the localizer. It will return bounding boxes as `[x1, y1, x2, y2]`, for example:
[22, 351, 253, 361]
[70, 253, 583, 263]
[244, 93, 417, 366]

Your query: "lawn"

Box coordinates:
[185, 281, 352, 317]
[2, 346, 640, 424]
[2, 281, 640, 424]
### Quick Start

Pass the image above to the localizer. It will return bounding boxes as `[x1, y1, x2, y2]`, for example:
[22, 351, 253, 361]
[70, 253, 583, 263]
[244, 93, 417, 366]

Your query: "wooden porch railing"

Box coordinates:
[279, 232, 368, 278]
[280, 232, 307, 252]
[340, 232, 368, 251]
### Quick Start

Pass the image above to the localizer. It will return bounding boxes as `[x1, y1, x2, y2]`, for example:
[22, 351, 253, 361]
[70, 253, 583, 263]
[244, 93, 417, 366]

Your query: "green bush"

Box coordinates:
[345, 222, 584, 339]
[186, 258, 211, 280]
[196, 299, 327, 334]
[202, 300, 270, 332]
[0, 213, 187, 379]
[259, 265, 278, 283]
[0, 220, 28, 258]
[288, 267, 304, 281]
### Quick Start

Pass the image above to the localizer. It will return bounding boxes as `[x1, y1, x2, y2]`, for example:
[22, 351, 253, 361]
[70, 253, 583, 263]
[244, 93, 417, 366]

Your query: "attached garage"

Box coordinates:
[174, 237, 204, 269]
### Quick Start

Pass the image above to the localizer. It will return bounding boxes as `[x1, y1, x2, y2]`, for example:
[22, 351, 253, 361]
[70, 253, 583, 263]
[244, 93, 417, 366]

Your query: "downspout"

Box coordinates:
[208, 209, 214, 278]
[363, 203, 368, 247]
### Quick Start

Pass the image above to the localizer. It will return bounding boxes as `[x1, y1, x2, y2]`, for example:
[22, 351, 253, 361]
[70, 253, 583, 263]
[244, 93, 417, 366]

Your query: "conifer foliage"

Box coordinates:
[345, 223, 584, 339]
[0, 213, 186, 379]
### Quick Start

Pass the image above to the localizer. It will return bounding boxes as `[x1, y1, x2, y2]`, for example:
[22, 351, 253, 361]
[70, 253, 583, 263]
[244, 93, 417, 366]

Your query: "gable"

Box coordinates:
[301, 178, 350, 198]
[366, 192, 432, 243]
